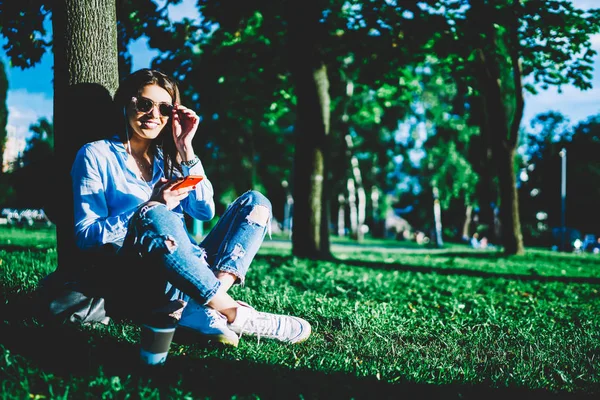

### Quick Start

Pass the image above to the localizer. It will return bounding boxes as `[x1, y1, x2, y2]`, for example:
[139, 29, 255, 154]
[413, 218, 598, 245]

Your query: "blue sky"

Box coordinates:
[2, 0, 599, 142]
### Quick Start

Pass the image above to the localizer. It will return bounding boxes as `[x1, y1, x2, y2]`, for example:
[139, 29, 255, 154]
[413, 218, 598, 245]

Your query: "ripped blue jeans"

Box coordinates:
[119, 190, 271, 309]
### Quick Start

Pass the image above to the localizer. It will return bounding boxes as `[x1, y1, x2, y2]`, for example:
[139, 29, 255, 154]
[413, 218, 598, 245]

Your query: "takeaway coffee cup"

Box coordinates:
[140, 323, 176, 366]
[139, 299, 186, 366]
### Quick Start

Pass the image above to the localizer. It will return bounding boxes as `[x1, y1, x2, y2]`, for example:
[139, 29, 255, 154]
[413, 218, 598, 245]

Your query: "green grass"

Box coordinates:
[1, 227, 599, 398]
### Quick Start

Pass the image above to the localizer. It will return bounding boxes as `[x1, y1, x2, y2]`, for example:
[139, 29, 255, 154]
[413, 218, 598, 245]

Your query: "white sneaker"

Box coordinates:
[229, 301, 311, 344]
[178, 300, 239, 347]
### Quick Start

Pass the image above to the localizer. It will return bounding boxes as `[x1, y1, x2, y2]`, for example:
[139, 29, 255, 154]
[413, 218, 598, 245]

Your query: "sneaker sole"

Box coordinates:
[175, 325, 239, 347]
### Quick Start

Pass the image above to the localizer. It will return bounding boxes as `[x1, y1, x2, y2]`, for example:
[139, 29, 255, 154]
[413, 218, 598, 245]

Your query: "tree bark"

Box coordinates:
[289, 62, 331, 258]
[347, 177, 358, 239]
[337, 194, 346, 237]
[496, 146, 523, 253]
[370, 186, 382, 238]
[287, 2, 331, 259]
[462, 204, 473, 241]
[0, 59, 8, 174]
[53, 0, 120, 272]
[432, 186, 444, 247]
[345, 134, 366, 241]
[476, 20, 525, 255]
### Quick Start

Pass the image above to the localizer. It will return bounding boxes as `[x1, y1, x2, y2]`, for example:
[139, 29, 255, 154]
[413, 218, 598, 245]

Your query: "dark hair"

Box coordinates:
[113, 68, 181, 178]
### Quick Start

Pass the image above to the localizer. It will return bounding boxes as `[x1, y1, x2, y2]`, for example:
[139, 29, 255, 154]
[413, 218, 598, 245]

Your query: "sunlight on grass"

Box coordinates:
[1, 227, 599, 398]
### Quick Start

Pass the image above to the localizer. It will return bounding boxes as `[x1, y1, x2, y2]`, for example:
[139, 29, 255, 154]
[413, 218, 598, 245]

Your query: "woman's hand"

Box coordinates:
[149, 178, 195, 210]
[172, 104, 200, 162]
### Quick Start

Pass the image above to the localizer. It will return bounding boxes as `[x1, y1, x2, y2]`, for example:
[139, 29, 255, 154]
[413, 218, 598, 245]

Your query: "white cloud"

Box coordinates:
[6, 88, 53, 140]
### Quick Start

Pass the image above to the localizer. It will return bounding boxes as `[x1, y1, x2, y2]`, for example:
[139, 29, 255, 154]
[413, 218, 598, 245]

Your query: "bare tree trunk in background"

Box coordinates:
[0, 59, 8, 175]
[477, 124, 498, 241]
[337, 194, 346, 237]
[371, 186, 382, 237]
[462, 204, 473, 241]
[432, 186, 444, 247]
[287, 1, 331, 259]
[289, 64, 332, 257]
[345, 134, 366, 241]
[347, 178, 358, 239]
[474, 5, 524, 255]
[53, 0, 119, 273]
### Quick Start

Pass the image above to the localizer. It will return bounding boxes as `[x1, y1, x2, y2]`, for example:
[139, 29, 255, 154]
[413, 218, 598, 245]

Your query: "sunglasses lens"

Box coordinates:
[136, 98, 154, 113]
[159, 103, 173, 117]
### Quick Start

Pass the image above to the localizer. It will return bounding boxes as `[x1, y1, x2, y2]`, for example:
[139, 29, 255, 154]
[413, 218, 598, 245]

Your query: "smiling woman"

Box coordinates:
[59, 68, 312, 348]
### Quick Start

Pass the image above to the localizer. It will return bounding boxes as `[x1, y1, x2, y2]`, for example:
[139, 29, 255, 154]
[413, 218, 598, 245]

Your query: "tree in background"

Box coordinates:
[0, 59, 7, 174]
[447, 0, 600, 255]
[2, 0, 600, 257]
[521, 111, 600, 246]
[0, 58, 13, 206]
[520, 112, 571, 246]
[285, 1, 332, 258]
[566, 116, 600, 235]
[9, 117, 55, 209]
[21, 117, 54, 167]
[0, 0, 51, 69]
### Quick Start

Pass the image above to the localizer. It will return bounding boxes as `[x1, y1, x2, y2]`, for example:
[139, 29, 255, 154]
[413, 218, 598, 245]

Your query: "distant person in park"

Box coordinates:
[470, 233, 480, 249]
[70, 68, 310, 346]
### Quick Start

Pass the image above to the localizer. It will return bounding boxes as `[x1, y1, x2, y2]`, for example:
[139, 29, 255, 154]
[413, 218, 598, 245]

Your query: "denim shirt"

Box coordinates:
[71, 136, 215, 250]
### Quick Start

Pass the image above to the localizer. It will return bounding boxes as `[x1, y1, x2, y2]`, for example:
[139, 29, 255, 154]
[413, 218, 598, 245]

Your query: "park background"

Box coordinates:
[1, 0, 600, 256]
[0, 0, 600, 398]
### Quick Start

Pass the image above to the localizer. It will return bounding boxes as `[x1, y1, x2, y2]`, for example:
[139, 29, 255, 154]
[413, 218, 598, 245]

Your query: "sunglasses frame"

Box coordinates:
[131, 96, 173, 117]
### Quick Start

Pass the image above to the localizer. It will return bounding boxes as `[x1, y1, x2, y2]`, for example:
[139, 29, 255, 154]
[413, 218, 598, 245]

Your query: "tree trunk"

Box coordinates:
[475, 11, 525, 256]
[289, 63, 331, 258]
[0, 59, 8, 175]
[432, 186, 444, 247]
[495, 146, 523, 254]
[347, 177, 358, 238]
[462, 204, 473, 241]
[53, 0, 120, 272]
[287, 3, 331, 259]
[370, 186, 383, 238]
[477, 126, 497, 240]
[337, 194, 346, 237]
[345, 134, 366, 241]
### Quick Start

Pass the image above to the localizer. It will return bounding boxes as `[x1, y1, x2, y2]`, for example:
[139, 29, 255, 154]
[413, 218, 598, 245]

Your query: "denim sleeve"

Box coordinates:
[71, 146, 136, 249]
[180, 158, 215, 221]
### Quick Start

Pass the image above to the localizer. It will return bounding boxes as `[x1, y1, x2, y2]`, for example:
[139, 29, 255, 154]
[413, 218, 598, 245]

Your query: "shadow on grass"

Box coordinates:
[257, 254, 600, 285]
[0, 294, 582, 399]
[0, 244, 54, 253]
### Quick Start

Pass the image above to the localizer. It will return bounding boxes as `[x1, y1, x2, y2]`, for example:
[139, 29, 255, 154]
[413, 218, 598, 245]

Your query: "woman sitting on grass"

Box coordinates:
[71, 68, 310, 346]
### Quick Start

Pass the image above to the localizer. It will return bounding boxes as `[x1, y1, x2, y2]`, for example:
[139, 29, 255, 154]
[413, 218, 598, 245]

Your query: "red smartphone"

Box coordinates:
[171, 175, 204, 190]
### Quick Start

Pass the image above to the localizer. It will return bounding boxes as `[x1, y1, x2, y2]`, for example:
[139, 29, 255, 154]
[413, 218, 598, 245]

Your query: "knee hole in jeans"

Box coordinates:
[246, 204, 270, 227]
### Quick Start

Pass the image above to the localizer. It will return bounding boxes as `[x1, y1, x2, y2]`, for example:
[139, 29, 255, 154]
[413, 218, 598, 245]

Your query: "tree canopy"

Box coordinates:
[1, 0, 600, 255]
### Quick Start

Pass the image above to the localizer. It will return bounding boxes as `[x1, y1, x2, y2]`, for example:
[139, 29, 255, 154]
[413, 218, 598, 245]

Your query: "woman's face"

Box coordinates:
[127, 84, 173, 141]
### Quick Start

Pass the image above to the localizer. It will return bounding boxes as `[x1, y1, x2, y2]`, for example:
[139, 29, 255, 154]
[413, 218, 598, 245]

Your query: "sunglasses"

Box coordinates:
[131, 96, 173, 117]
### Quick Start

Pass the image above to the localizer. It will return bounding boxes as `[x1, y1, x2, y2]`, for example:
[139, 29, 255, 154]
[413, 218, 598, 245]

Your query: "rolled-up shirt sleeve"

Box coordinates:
[180, 157, 215, 221]
[72, 146, 136, 249]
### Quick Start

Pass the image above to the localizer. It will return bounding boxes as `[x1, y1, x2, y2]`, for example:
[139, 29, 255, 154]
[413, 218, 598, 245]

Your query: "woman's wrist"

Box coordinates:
[181, 155, 200, 168]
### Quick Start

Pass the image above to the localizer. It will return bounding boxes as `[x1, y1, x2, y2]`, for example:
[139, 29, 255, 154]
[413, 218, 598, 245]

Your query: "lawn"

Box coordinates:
[1, 226, 599, 399]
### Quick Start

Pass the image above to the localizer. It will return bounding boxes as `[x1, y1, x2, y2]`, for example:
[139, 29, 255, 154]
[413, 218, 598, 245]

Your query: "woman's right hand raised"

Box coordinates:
[149, 178, 194, 210]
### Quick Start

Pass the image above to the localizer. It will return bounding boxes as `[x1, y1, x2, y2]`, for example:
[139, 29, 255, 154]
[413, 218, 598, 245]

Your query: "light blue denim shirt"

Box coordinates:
[71, 136, 215, 250]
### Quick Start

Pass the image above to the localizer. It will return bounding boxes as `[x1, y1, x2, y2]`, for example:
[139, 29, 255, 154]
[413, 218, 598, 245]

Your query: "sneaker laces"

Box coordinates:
[238, 309, 283, 343]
